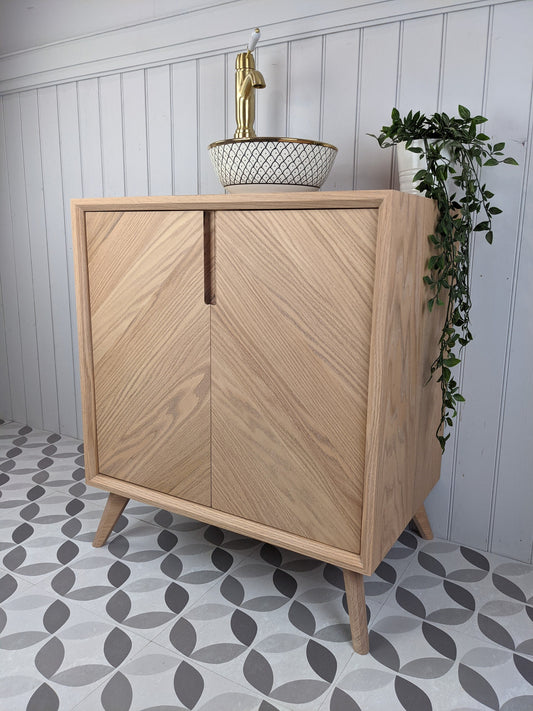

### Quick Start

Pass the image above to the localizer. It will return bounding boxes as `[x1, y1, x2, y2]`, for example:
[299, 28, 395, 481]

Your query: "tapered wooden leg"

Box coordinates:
[343, 569, 369, 654]
[93, 493, 129, 547]
[412, 504, 434, 540]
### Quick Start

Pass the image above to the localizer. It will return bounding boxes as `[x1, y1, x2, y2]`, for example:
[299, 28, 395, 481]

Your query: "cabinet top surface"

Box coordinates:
[71, 190, 431, 213]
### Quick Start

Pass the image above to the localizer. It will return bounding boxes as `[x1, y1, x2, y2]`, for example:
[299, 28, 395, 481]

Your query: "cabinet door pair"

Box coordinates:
[86, 207, 377, 554]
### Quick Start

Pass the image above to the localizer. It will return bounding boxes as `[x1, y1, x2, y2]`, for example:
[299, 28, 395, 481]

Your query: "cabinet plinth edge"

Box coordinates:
[91, 474, 366, 573]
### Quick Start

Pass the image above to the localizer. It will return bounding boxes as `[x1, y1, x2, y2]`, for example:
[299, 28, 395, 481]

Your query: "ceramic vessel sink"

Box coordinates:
[208, 137, 337, 193]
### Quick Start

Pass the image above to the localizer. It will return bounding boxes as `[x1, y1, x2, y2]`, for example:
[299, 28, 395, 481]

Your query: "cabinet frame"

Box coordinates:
[72, 191, 441, 650]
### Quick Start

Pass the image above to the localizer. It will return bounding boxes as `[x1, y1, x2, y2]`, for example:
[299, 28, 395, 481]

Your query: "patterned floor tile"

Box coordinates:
[390, 539, 533, 657]
[320, 607, 533, 711]
[129, 506, 263, 558]
[0, 571, 151, 711]
[151, 540, 417, 710]
[43, 512, 252, 642]
[0, 490, 107, 583]
[71, 640, 292, 711]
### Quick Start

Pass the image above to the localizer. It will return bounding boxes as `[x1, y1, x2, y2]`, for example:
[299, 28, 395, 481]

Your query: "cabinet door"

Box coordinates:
[211, 209, 377, 552]
[85, 211, 210, 504]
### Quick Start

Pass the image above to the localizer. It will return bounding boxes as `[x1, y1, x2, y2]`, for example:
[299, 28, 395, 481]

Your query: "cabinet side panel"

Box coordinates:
[363, 194, 440, 570]
[72, 203, 99, 482]
[212, 208, 377, 553]
[86, 210, 211, 504]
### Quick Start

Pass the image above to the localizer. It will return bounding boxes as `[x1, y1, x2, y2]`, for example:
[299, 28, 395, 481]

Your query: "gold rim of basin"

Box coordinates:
[208, 136, 338, 151]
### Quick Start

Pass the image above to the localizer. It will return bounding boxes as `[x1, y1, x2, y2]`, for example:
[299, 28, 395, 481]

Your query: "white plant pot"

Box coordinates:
[396, 140, 427, 194]
[396, 140, 452, 194]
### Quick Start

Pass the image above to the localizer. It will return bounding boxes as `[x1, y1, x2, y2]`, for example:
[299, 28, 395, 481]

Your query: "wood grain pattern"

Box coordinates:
[90, 472, 365, 571]
[361, 191, 440, 571]
[84, 210, 211, 503]
[343, 569, 369, 654]
[71, 191, 386, 212]
[412, 505, 434, 540]
[212, 208, 377, 552]
[93, 492, 129, 547]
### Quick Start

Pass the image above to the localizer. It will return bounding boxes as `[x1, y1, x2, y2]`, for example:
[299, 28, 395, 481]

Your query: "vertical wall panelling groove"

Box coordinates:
[318, 35, 326, 142]
[398, 16, 442, 121]
[146, 65, 172, 196]
[356, 21, 400, 189]
[285, 42, 291, 140]
[196, 59, 200, 194]
[0, 98, 24, 422]
[352, 28, 364, 189]
[170, 64, 175, 196]
[144, 69, 151, 195]
[120, 74, 127, 195]
[37, 86, 78, 434]
[390, 20, 403, 190]
[436, 13, 448, 111]
[321, 30, 359, 191]
[99, 74, 125, 197]
[287, 35, 323, 141]
[97, 79, 106, 195]
[198, 54, 225, 194]
[224, 51, 232, 142]
[57, 83, 83, 437]
[20, 90, 59, 432]
[78, 78, 104, 198]
[0, 286, 12, 419]
[171, 61, 198, 196]
[254, 42, 288, 138]
[122, 70, 148, 196]
[3, 93, 42, 428]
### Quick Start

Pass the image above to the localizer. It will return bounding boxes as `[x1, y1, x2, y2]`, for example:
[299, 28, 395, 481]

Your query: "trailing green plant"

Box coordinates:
[372, 106, 517, 450]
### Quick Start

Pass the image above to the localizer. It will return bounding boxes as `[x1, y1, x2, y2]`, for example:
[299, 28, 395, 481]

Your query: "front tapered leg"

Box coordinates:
[412, 504, 434, 540]
[93, 493, 129, 547]
[343, 569, 369, 654]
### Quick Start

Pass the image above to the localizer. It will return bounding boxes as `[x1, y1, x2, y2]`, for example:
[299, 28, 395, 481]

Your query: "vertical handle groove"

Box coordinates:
[204, 211, 216, 304]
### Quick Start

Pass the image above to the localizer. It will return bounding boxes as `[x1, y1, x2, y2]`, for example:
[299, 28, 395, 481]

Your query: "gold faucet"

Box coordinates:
[234, 28, 266, 139]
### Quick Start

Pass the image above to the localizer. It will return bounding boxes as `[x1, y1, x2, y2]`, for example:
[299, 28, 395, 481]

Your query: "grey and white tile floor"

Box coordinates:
[1, 418, 532, 711]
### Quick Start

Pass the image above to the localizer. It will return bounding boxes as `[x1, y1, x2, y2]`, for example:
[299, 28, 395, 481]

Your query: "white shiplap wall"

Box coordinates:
[0, 0, 531, 563]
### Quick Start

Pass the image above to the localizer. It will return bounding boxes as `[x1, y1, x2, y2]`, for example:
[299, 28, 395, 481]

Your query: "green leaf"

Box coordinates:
[444, 357, 461, 367]
[488, 206, 502, 215]
[454, 394, 466, 402]
[485, 230, 494, 244]
[484, 158, 499, 167]
[477, 133, 490, 141]
[503, 157, 519, 165]
[458, 105, 471, 120]
[493, 142, 505, 151]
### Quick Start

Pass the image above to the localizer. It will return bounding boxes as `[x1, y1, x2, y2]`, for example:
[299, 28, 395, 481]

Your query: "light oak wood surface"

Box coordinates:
[359, 191, 440, 572]
[93, 492, 129, 547]
[412, 504, 434, 540]
[343, 569, 369, 654]
[84, 211, 211, 503]
[212, 208, 377, 552]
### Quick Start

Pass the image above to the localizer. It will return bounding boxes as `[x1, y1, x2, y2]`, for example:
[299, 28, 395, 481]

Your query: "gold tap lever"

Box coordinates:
[234, 28, 266, 139]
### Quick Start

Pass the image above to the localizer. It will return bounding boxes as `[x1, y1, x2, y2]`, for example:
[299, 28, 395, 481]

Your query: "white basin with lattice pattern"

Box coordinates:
[208, 137, 337, 193]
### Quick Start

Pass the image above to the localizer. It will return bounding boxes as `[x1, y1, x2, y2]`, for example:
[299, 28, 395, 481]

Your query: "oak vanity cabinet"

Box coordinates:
[72, 191, 441, 654]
